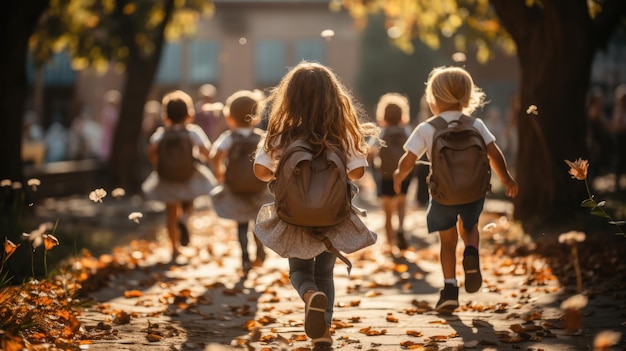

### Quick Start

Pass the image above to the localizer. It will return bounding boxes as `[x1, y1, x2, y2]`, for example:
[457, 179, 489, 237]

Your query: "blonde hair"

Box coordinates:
[261, 61, 378, 157]
[424, 66, 486, 115]
[375, 93, 410, 126]
[223, 90, 261, 128]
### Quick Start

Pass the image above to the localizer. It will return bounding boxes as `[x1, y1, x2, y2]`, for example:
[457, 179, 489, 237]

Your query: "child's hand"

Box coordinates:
[502, 177, 519, 198]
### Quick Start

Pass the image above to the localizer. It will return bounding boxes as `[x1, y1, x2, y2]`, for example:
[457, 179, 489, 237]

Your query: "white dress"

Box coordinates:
[142, 124, 216, 203]
[253, 140, 377, 259]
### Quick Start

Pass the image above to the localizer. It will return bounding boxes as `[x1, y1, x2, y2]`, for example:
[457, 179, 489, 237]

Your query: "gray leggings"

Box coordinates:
[288, 251, 336, 325]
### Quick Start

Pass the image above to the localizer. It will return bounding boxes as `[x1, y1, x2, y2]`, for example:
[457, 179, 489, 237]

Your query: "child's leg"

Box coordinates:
[165, 203, 180, 259]
[178, 200, 193, 246]
[458, 216, 479, 248]
[458, 217, 482, 293]
[438, 226, 459, 282]
[381, 195, 395, 249]
[252, 222, 266, 267]
[396, 193, 407, 232]
[237, 221, 250, 271]
[312, 251, 336, 325]
[289, 257, 327, 338]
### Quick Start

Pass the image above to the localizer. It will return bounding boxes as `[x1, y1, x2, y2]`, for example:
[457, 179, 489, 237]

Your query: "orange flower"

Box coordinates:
[4, 238, 20, 260]
[564, 158, 588, 181]
[43, 234, 59, 251]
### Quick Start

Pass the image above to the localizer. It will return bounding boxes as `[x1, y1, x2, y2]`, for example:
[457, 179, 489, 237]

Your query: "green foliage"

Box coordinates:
[336, 0, 515, 63]
[30, 0, 214, 72]
[356, 14, 445, 121]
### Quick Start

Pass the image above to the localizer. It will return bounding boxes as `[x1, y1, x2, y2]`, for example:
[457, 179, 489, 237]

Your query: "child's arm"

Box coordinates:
[393, 151, 418, 194]
[254, 164, 274, 182]
[211, 149, 226, 183]
[147, 142, 158, 166]
[486, 142, 519, 198]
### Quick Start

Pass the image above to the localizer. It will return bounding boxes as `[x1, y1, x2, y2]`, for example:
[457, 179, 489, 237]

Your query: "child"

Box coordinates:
[393, 66, 518, 313]
[209, 89, 271, 275]
[370, 93, 412, 255]
[253, 61, 378, 351]
[142, 90, 215, 261]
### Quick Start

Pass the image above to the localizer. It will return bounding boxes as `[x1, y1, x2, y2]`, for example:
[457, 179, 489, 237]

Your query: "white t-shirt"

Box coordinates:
[404, 110, 495, 160]
[211, 127, 255, 155]
[254, 134, 368, 173]
[150, 123, 211, 149]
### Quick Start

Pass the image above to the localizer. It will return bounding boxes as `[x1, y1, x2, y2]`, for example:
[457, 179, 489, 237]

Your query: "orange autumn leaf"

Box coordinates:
[259, 334, 276, 342]
[406, 330, 423, 337]
[146, 333, 162, 342]
[124, 290, 143, 298]
[386, 313, 399, 323]
[2, 334, 25, 351]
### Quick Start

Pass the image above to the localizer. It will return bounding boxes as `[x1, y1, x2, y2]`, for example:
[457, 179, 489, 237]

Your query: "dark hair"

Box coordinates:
[162, 90, 194, 123]
[224, 90, 260, 128]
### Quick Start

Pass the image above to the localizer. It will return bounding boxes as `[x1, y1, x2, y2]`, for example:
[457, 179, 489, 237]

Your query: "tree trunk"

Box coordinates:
[491, 0, 593, 234]
[108, 0, 175, 194]
[0, 1, 48, 181]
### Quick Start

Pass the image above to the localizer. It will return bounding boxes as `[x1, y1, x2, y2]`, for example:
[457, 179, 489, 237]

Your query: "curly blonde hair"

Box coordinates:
[260, 61, 377, 157]
[425, 66, 486, 115]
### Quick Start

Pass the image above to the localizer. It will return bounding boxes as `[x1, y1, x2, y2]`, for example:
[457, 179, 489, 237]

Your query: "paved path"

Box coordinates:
[57, 192, 625, 351]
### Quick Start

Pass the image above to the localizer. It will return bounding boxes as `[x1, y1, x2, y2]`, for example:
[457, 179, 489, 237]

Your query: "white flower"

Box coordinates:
[112, 188, 126, 198]
[89, 188, 107, 203]
[561, 294, 588, 310]
[558, 231, 586, 245]
[526, 104, 539, 115]
[27, 178, 41, 190]
[128, 212, 143, 224]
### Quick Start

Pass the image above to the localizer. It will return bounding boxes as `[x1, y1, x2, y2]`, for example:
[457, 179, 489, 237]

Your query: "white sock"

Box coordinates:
[444, 279, 458, 287]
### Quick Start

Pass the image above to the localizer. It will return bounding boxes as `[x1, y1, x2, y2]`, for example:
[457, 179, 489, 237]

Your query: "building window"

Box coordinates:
[190, 40, 219, 84]
[255, 40, 286, 85]
[27, 51, 76, 85]
[294, 39, 326, 65]
[156, 42, 182, 84]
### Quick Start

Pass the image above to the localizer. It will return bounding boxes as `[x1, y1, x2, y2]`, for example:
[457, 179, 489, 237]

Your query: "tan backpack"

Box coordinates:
[224, 129, 267, 194]
[427, 115, 491, 205]
[157, 128, 195, 182]
[274, 140, 350, 227]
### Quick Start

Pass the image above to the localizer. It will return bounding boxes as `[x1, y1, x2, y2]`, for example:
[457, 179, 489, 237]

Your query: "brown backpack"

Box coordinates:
[274, 140, 350, 228]
[427, 115, 491, 205]
[157, 128, 196, 182]
[224, 129, 267, 194]
[378, 126, 409, 180]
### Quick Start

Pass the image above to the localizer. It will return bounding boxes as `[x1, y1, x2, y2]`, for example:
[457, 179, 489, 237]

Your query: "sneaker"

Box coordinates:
[396, 231, 408, 251]
[304, 291, 328, 338]
[435, 283, 459, 314]
[463, 246, 482, 293]
[178, 220, 190, 246]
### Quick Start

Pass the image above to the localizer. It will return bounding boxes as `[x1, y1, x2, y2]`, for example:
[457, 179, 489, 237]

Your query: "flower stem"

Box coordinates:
[584, 179, 625, 236]
[572, 245, 582, 293]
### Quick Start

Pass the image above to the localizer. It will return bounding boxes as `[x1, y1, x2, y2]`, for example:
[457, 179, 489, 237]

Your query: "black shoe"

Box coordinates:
[396, 231, 408, 251]
[463, 246, 482, 293]
[435, 283, 459, 314]
[178, 220, 190, 246]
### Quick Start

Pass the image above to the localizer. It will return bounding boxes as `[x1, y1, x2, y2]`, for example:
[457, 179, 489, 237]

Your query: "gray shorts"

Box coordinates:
[426, 197, 485, 233]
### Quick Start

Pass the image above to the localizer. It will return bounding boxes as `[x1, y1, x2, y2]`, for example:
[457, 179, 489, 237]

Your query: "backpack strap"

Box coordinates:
[459, 114, 476, 126]
[427, 116, 448, 130]
[311, 229, 352, 275]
